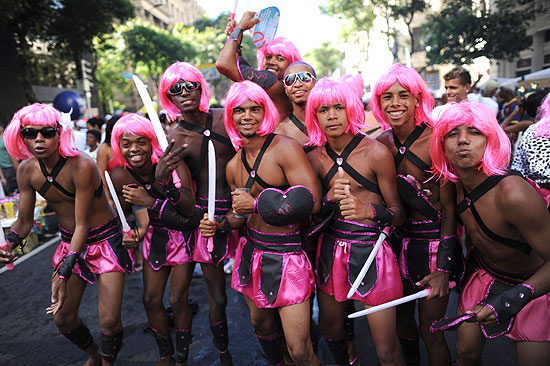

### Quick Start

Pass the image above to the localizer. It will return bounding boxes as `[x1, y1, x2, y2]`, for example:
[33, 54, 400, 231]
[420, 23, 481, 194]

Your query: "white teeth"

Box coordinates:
[389, 111, 404, 117]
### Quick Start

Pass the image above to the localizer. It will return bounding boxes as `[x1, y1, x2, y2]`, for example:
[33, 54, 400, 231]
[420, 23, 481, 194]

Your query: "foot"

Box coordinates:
[349, 354, 360, 365]
[83, 355, 101, 366]
[220, 350, 232, 366]
[347, 340, 358, 365]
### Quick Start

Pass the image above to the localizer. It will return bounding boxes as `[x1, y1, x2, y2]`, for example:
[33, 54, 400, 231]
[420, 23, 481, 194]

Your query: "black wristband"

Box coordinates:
[162, 182, 181, 205]
[216, 216, 231, 234]
[5, 230, 25, 250]
[369, 203, 395, 226]
[321, 194, 338, 217]
[436, 235, 458, 272]
[228, 26, 243, 42]
[57, 251, 81, 280]
[478, 284, 534, 325]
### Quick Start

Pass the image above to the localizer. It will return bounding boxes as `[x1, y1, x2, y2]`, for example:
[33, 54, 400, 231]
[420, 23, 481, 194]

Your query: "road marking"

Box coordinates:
[0, 234, 60, 275]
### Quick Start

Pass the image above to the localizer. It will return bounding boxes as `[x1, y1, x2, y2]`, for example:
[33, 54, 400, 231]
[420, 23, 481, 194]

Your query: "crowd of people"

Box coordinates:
[1, 10, 550, 366]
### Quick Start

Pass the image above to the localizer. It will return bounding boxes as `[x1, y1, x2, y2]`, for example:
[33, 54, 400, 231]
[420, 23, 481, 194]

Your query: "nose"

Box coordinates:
[243, 109, 253, 120]
[457, 130, 469, 144]
[327, 107, 337, 119]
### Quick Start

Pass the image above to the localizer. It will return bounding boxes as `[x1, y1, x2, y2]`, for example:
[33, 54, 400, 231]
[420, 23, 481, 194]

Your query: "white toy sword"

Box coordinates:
[0, 224, 14, 270]
[207, 140, 216, 252]
[349, 282, 456, 319]
[105, 171, 132, 237]
[132, 74, 181, 188]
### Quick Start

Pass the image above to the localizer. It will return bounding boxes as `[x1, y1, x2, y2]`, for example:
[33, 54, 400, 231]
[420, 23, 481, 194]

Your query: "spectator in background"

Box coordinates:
[443, 66, 471, 103]
[0, 124, 19, 195]
[86, 117, 104, 132]
[468, 80, 499, 116]
[84, 129, 101, 161]
[498, 82, 519, 124]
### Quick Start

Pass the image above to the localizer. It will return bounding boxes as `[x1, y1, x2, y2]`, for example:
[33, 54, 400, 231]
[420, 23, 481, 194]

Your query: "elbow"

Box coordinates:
[215, 59, 229, 75]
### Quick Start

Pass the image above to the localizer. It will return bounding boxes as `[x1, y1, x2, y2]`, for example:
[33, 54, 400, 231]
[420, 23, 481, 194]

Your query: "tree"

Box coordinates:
[305, 41, 344, 77]
[424, 0, 535, 65]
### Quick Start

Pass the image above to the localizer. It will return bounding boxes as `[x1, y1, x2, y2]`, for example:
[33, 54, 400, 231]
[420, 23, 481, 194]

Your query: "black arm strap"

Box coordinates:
[241, 134, 288, 190]
[127, 165, 165, 200]
[38, 157, 75, 198]
[289, 113, 308, 137]
[457, 172, 531, 255]
[393, 122, 431, 173]
[237, 57, 277, 89]
[323, 134, 381, 196]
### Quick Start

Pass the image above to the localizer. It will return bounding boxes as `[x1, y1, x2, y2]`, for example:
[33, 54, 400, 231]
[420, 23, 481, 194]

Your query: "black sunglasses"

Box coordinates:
[167, 81, 200, 96]
[283, 71, 316, 87]
[20, 126, 59, 139]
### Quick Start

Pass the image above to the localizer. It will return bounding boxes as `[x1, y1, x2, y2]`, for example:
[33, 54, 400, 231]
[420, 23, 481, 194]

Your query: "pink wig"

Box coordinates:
[371, 64, 435, 131]
[4, 103, 79, 160]
[534, 93, 550, 138]
[257, 37, 302, 70]
[306, 77, 367, 146]
[341, 74, 364, 101]
[111, 113, 164, 168]
[159, 62, 210, 120]
[223, 81, 279, 149]
[430, 102, 510, 182]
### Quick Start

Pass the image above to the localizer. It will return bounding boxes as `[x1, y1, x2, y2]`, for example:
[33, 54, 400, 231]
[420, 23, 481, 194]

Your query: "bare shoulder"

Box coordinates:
[375, 129, 393, 148]
[211, 108, 224, 120]
[274, 117, 291, 134]
[497, 175, 543, 211]
[272, 134, 304, 155]
[361, 134, 393, 159]
[226, 150, 241, 171]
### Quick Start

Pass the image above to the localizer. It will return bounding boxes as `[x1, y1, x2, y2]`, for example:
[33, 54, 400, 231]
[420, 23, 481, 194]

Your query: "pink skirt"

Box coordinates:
[192, 228, 239, 265]
[231, 228, 315, 308]
[143, 225, 193, 269]
[53, 217, 134, 283]
[459, 268, 550, 341]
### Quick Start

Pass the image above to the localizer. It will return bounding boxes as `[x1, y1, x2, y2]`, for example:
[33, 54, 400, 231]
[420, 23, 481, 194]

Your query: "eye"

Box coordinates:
[318, 107, 328, 113]
[336, 105, 345, 110]
[382, 95, 391, 100]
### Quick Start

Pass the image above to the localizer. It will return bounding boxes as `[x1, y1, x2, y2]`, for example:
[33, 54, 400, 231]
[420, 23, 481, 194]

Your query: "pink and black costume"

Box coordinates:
[40, 157, 132, 363]
[178, 112, 239, 266]
[314, 134, 402, 365]
[231, 134, 315, 365]
[432, 172, 550, 340]
[389, 123, 464, 288]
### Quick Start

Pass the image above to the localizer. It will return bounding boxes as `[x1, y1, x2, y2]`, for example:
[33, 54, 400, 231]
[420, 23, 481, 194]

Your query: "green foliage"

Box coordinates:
[305, 41, 344, 77]
[425, 0, 534, 65]
[321, 0, 376, 41]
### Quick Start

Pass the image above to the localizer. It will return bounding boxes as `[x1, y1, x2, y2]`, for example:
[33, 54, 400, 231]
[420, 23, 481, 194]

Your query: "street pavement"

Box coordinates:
[0, 238, 519, 365]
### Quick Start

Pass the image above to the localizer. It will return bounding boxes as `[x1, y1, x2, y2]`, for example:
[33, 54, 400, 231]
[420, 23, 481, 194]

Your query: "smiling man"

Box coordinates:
[159, 61, 238, 366]
[216, 11, 302, 121]
[430, 102, 550, 366]
[372, 64, 463, 366]
[274, 61, 317, 147]
[443, 66, 471, 104]
[0, 103, 134, 366]
[200, 80, 321, 366]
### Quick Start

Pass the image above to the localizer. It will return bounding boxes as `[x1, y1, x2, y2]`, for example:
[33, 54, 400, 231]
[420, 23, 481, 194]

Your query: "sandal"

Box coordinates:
[349, 354, 360, 365]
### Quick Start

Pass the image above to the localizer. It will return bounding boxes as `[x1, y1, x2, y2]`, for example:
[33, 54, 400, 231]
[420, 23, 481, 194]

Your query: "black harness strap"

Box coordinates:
[241, 134, 288, 190]
[127, 164, 165, 200]
[323, 134, 381, 195]
[179, 112, 233, 178]
[289, 113, 308, 137]
[457, 172, 531, 255]
[38, 157, 75, 198]
[393, 123, 431, 173]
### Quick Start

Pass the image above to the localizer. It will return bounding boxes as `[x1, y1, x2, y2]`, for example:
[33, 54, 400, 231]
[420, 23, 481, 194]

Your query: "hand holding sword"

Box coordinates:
[104, 171, 134, 242]
[131, 74, 181, 188]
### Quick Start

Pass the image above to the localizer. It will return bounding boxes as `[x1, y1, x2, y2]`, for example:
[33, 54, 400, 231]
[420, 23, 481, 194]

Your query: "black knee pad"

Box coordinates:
[210, 319, 229, 351]
[152, 329, 174, 359]
[324, 336, 348, 365]
[398, 334, 420, 366]
[175, 329, 192, 364]
[255, 333, 283, 366]
[99, 328, 123, 362]
[59, 321, 94, 350]
[343, 300, 356, 341]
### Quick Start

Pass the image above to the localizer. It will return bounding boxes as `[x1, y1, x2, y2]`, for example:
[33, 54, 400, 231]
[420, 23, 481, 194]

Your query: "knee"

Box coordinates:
[142, 292, 163, 312]
[53, 311, 80, 331]
[250, 317, 276, 336]
[209, 289, 228, 312]
[455, 337, 481, 362]
[169, 292, 189, 314]
[99, 312, 121, 333]
[375, 341, 402, 366]
[286, 339, 311, 364]
[319, 313, 343, 338]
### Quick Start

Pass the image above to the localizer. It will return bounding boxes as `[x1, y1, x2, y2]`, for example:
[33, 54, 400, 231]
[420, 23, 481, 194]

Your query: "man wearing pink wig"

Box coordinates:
[430, 102, 550, 366]
[159, 61, 238, 365]
[216, 11, 302, 121]
[372, 64, 463, 366]
[0, 103, 134, 365]
[200, 80, 321, 366]
[306, 77, 404, 366]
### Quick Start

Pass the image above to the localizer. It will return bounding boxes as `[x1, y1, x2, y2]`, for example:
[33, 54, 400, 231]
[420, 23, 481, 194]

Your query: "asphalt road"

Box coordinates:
[0, 238, 518, 365]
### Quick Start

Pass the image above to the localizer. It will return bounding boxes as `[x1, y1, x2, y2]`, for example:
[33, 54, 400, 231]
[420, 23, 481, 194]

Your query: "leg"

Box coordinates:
[54, 274, 100, 366]
[168, 263, 194, 366]
[317, 291, 348, 366]
[395, 282, 420, 366]
[243, 295, 282, 366]
[201, 262, 232, 365]
[417, 295, 451, 366]
[278, 300, 320, 366]
[96, 272, 125, 366]
[142, 264, 174, 365]
[455, 309, 485, 366]
[343, 300, 359, 365]
[366, 306, 403, 366]
[516, 341, 550, 366]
